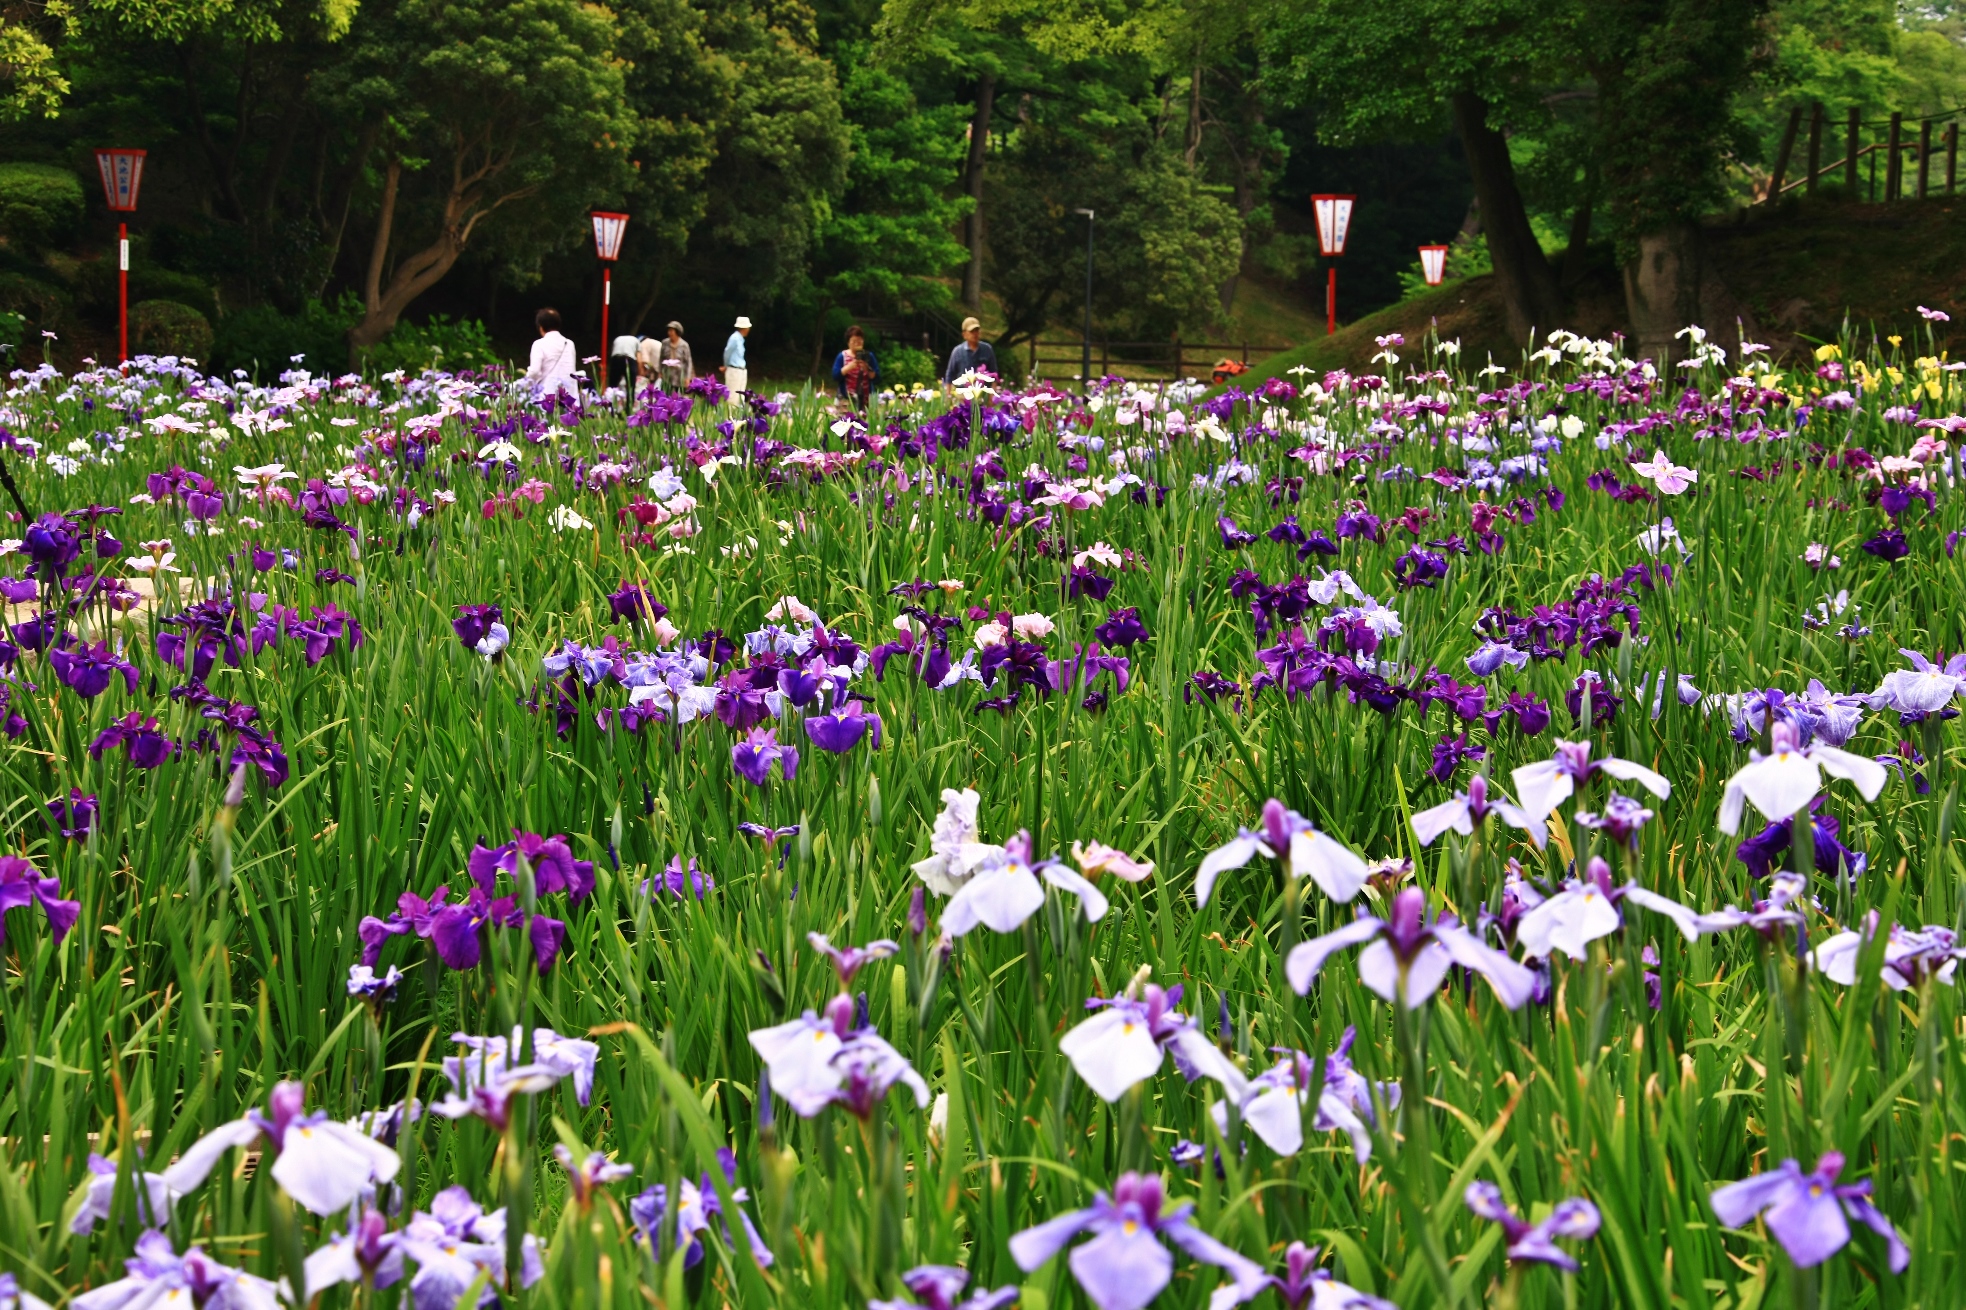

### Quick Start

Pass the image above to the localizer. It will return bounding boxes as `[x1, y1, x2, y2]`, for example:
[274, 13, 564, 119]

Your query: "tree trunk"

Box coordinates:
[963, 73, 996, 315]
[1622, 224, 1703, 365]
[1185, 65, 1202, 168]
[347, 159, 470, 361]
[1449, 91, 1561, 342]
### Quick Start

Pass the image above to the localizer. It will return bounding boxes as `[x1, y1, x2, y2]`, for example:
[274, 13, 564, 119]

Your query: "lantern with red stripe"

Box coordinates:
[1419, 244, 1449, 287]
[95, 149, 147, 363]
[590, 211, 629, 390]
[1310, 193, 1356, 336]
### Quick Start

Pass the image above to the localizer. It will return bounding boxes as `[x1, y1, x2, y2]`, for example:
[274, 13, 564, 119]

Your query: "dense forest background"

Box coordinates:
[0, 0, 1962, 378]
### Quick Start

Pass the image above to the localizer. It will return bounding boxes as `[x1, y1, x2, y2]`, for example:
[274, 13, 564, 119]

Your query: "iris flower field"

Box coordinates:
[1, 321, 1964, 1310]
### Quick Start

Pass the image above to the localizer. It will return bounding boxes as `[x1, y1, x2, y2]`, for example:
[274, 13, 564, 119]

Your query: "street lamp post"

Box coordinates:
[1419, 244, 1449, 287]
[94, 148, 147, 363]
[1310, 193, 1355, 336]
[589, 210, 629, 390]
[1072, 208, 1094, 391]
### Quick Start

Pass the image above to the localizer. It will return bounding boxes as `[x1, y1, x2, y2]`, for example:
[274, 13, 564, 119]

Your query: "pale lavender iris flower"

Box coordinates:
[158, 1080, 401, 1217]
[1464, 1182, 1601, 1269]
[398, 1186, 544, 1309]
[70, 1231, 282, 1310]
[1810, 912, 1966, 990]
[1515, 857, 1743, 962]
[939, 832, 1107, 937]
[869, 1265, 1019, 1310]
[69, 1152, 176, 1234]
[747, 994, 929, 1118]
[1410, 773, 1545, 848]
[1870, 648, 1966, 716]
[1286, 887, 1537, 1010]
[630, 1146, 776, 1271]
[1711, 1153, 1909, 1272]
[1718, 720, 1887, 835]
[302, 1208, 405, 1300]
[1206, 1241, 1394, 1310]
[1208, 1027, 1399, 1162]
[1511, 740, 1671, 830]
[1058, 981, 1244, 1102]
[1008, 1172, 1269, 1310]
[808, 931, 901, 985]
[1196, 798, 1369, 906]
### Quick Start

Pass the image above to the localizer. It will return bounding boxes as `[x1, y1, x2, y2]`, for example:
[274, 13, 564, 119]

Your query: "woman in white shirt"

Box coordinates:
[524, 307, 580, 397]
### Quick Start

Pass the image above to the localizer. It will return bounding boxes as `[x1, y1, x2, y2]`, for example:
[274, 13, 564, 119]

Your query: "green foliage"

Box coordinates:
[362, 313, 501, 373]
[879, 342, 935, 386]
[0, 161, 80, 253]
[129, 298, 214, 358]
[209, 296, 358, 377]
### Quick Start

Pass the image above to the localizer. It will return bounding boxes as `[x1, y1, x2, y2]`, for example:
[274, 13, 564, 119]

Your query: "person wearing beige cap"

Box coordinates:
[647, 320, 692, 392]
[723, 316, 752, 397]
[942, 315, 998, 393]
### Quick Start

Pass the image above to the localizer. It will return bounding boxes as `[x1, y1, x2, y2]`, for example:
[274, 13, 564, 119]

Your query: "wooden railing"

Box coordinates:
[1762, 102, 1963, 203]
[1026, 339, 1290, 383]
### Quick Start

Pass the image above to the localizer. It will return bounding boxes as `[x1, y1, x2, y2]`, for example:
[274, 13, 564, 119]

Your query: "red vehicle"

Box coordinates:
[1211, 358, 1251, 385]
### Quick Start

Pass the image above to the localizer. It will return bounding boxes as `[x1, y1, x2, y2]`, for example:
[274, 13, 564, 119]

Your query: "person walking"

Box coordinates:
[832, 324, 879, 412]
[610, 333, 641, 396]
[524, 308, 580, 397]
[653, 321, 693, 392]
[723, 316, 751, 397]
[942, 315, 997, 394]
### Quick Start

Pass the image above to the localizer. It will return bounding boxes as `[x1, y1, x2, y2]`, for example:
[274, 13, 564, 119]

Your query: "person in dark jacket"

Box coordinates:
[942, 316, 998, 393]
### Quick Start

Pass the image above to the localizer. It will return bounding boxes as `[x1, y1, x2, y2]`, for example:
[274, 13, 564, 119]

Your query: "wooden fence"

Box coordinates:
[1762, 103, 1962, 203]
[1026, 339, 1289, 383]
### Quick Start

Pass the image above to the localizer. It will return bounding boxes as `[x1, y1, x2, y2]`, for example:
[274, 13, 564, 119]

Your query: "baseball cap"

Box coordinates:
[961, 316, 981, 332]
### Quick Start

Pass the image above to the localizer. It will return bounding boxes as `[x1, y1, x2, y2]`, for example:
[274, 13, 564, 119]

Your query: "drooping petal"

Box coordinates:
[1165, 1026, 1248, 1097]
[1510, 759, 1572, 827]
[1008, 1207, 1096, 1273]
[1291, 829, 1369, 902]
[1410, 797, 1473, 846]
[1195, 835, 1265, 907]
[1434, 924, 1538, 1009]
[1067, 1223, 1176, 1310]
[1041, 863, 1111, 922]
[1808, 930, 1864, 985]
[270, 1121, 402, 1216]
[1762, 1185, 1852, 1268]
[1597, 756, 1672, 799]
[1059, 1008, 1166, 1102]
[942, 862, 1047, 936]
[158, 1118, 263, 1196]
[1811, 745, 1889, 802]
[1840, 1193, 1911, 1273]
[1228, 1085, 1306, 1156]
[1284, 917, 1385, 995]
[1724, 753, 1822, 831]
[1623, 886, 1748, 940]
[1710, 1169, 1800, 1228]
[1162, 1221, 1271, 1302]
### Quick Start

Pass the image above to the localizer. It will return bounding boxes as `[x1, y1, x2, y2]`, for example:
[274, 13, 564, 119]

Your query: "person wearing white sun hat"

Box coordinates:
[724, 316, 752, 398]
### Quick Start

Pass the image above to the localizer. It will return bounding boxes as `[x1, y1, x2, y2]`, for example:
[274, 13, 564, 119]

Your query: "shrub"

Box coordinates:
[130, 299, 214, 359]
[881, 345, 936, 389]
[363, 314, 501, 374]
[0, 163, 83, 253]
[209, 297, 359, 378]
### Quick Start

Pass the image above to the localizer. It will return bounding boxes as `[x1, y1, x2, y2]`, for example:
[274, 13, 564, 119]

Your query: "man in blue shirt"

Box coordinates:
[724, 315, 751, 396]
[943, 316, 998, 393]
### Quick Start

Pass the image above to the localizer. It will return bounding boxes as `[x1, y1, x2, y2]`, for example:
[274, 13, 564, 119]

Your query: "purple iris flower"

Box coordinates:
[1195, 798, 1369, 906]
[1860, 527, 1910, 561]
[1334, 509, 1383, 542]
[1008, 1171, 1268, 1310]
[432, 887, 565, 973]
[21, 513, 79, 577]
[46, 788, 96, 840]
[1500, 691, 1553, 736]
[1464, 1182, 1602, 1269]
[49, 639, 139, 699]
[1065, 564, 1115, 601]
[66, 1230, 279, 1310]
[748, 993, 929, 1118]
[1564, 672, 1622, 728]
[1093, 606, 1149, 647]
[1870, 648, 1966, 716]
[1736, 800, 1867, 882]
[1287, 887, 1537, 1009]
[870, 1267, 1018, 1310]
[732, 726, 799, 785]
[88, 712, 177, 768]
[1059, 982, 1243, 1102]
[69, 1151, 175, 1235]
[607, 580, 667, 625]
[0, 856, 79, 950]
[452, 603, 502, 648]
[1211, 1242, 1394, 1310]
[1391, 547, 1449, 589]
[1515, 856, 1742, 961]
[1218, 517, 1257, 549]
[777, 664, 828, 708]
[1811, 913, 1966, 990]
[804, 699, 882, 753]
[433, 1033, 588, 1131]
[630, 1147, 775, 1270]
[1711, 1153, 1909, 1272]
[157, 1080, 401, 1217]
[1426, 732, 1485, 785]
[0, 573, 35, 603]
[1467, 640, 1529, 677]
[467, 830, 595, 903]
[554, 1146, 635, 1209]
[738, 821, 800, 848]
[808, 931, 900, 984]
[644, 855, 714, 899]
[1572, 791, 1654, 850]
[1511, 739, 1670, 828]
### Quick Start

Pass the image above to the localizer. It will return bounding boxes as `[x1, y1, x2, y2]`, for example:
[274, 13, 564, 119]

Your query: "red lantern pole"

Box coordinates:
[1311, 192, 1355, 339]
[589, 210, 629, 393]
[118, 222, 129, 361]
[95, 148, 146, 364]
